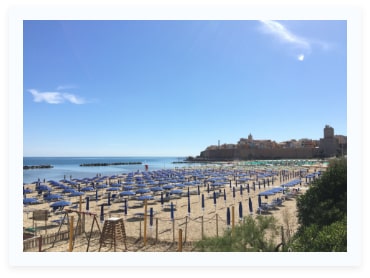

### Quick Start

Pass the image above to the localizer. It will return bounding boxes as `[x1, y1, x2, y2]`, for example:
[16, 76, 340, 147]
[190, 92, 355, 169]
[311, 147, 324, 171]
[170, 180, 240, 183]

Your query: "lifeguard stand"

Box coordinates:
[99, 217, 127, 252]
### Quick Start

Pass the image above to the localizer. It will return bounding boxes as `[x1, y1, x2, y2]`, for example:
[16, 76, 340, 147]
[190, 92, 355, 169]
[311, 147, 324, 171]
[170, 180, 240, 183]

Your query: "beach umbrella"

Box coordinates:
[100, 205, 104, 223]
[201, 194, 205, 213]
[149, 207, 154, 227]
[150, 186, 163, 193]
[170, 189, 183, 195]
[107, 192, 111, 206]
[239, 202, 243, 221]
[137, 195, 154, 201]
[213, 191, 217, 208]
[240, 185, 243, 196]
[86, 196, 90, 211]
[43, 193, 63, 201]
[160, 192, 164, 207]
[136, 188, 151, 195]
[258, 195, 262, 208]
[248, 197, 253, 214]
[232, 187, 236, 200]
[197, 185, 200, 196]
[223, 188, 226, 205]
[226, 207, 231, 228]
[68, 191, 85, 197]
[23, 188, 33, 194]
[95, 190, 99, 202]
[247, 184, 250, 194]
[187, 193, 191, 216]
[170, 202, 174, 221]
[23, 197, 39, 205]
[119, 191, 136, 197]
[50, 200, 71, 210]
[124, 199, 128, 215]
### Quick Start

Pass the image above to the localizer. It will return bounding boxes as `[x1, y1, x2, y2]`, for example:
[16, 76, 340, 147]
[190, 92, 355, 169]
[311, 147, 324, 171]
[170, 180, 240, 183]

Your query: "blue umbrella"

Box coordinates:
[44, 194, 63, 201]
[68, 191, 85, 197]
[187, 193, 191, 216]
[124, 199, 128, 215]
[86, 196, 90, 211]
[249, 197, 253, 214]
[223, 188, 226, 204]
[239, 202, 243, 221]
[247, 184, 250, 194]
[213, 191, 217, 207]
[170, 202, 174, 221]
[201, 194, 205, 212]
[137, 195, 154, 201]
[170, 189, 183, 195]
[23, 197, 39, 205]
[160, 192, 164, 207]
[136, 188, 151, 194]
[240, 185, 243, 196]
[119, 191, 136, 197]
[258, 195, 262, 208]
[150, 207, 154, 227]
[100, 205, 105, 222]
[233, 187, 236, 199]
[50, 200, 71, 208]
[226, 207, 231, 228]
[107, 192, 111, 206]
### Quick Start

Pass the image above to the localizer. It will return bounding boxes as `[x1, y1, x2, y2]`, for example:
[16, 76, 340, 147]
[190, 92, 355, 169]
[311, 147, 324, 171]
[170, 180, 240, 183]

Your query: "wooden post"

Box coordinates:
[38, 235, 42, 252]
[69, 216, 74, 252]
[155, 218, 158, 242]
[184, 216, 188, 243]
[144, 200, 147, 246]
[172, 219, 175, 242]
[216, 214, 219, 237]
[201, 216, 204, 240]
[178, 229, 183, 252]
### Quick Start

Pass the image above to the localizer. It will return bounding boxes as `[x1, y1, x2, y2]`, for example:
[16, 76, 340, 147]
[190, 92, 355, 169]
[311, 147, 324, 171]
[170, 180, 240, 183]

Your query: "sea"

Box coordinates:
[23, 156, 195, 184]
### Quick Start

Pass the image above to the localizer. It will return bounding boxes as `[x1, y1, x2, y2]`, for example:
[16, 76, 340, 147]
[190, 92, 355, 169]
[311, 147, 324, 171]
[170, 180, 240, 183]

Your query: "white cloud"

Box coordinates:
[28, 89, 86, 104]
[259, 20, 312, 60]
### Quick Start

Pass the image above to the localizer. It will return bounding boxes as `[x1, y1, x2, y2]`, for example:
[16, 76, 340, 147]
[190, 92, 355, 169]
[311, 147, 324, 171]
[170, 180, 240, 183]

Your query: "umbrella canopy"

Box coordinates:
[68, 191, 85, 197]
[23, 197, 39, 205]
[170, 189, 183, 195]
[248, 197, 253, 214]
[50, 200, 71, 208]
[136, 188, 151, 194]
[43, 194, 64, 201]
[137, 195, 154, 201]
[119, 191, 136, 197]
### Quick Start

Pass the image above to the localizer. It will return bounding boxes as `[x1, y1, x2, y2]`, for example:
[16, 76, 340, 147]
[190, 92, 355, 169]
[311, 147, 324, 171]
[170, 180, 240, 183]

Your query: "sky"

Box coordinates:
[23, 20, 347, 157]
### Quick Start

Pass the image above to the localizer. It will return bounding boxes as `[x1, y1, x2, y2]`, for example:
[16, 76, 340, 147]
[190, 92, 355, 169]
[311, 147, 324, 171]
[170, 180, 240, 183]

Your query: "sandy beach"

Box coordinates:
[22, 163, 321, 252]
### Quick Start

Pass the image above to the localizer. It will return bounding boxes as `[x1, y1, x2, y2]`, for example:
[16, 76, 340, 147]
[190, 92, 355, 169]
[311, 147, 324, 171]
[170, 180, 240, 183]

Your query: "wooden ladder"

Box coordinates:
[99, 217, 127, 251]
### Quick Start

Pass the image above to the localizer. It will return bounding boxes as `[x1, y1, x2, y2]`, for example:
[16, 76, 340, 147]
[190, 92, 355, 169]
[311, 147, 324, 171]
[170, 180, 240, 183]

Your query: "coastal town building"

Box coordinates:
[195, 125, 346, 161]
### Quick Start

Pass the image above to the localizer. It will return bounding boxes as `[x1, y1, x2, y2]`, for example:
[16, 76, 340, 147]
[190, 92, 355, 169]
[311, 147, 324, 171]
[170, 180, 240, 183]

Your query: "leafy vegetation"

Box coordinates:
[193, 215, 279, 252]
[286, 157, 347, 251]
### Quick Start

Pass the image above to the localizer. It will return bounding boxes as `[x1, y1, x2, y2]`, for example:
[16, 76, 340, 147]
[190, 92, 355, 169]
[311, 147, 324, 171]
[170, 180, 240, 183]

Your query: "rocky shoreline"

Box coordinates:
[23, 165, 54, 170]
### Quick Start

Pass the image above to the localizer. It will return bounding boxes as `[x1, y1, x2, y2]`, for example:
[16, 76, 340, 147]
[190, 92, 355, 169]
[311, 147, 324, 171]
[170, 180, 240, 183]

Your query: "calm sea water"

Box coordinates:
[23, 156, 190, 184]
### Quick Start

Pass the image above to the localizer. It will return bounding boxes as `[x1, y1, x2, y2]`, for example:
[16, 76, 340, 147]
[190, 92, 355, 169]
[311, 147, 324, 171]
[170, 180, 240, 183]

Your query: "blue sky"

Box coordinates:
[23, 20, 347, 157]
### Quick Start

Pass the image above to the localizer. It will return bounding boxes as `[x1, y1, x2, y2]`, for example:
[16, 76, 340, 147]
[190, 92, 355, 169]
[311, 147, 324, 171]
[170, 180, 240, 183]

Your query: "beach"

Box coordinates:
[22, 163, 322, 252]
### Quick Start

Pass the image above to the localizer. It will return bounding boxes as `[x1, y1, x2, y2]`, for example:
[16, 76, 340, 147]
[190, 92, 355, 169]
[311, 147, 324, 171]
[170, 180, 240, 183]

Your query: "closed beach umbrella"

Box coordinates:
[233, 187, 236, 199]
[160, 192, 164, 207]
[86, 196, 90, 211]
[100, 205, 104, 223]
[223, 188, 226, 204]
[239, 202, 243, 221]
[197, 185, 200, 196]
[149, 207, 153, 227]
[95, 190, 98, 202]
[213, 191, 217, 207]
[107, 192, 111, 206]
[240, 185, 243, 196]
[247, 184, 250, 194]
[249, 197, 253, 214]
[187, 193, 191, 216]
[170, 202, 174, 221]
[124, 199, 128, 215]
[201, 194, 205, 212]
[227, 207, 231, 228]
[258, 195, 262, 208]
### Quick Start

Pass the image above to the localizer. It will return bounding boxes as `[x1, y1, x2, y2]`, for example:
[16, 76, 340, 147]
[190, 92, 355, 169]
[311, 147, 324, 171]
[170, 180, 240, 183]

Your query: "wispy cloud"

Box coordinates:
[259, 20, 314, 61]
[28, 89, 86, 104]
